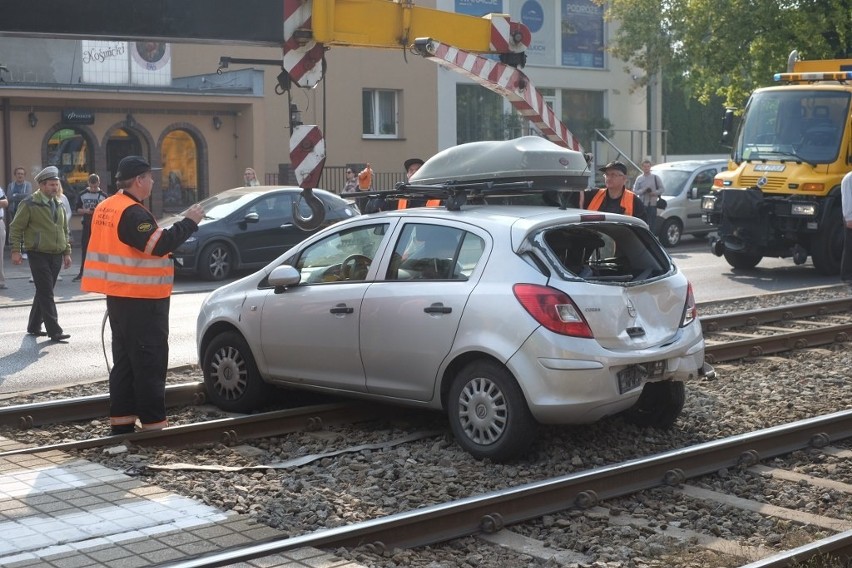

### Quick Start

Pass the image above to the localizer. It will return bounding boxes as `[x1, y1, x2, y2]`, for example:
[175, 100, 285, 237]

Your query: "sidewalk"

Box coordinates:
[1, 229, 220, 309]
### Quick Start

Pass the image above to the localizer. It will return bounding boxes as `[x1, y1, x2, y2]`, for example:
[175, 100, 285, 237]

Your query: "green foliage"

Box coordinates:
[603, 0, 852, 108]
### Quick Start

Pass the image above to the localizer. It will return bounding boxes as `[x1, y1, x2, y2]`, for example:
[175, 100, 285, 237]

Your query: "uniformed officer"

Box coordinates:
[82, 156, 204, 435]
[9, 166, 72, 341]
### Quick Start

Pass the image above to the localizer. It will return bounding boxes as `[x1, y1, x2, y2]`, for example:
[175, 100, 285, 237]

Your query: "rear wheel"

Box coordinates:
[202, 331, 272, 412]
[811, 208, 843, 275]
[448, 360, 537, 462]
[658, 218, 682, 247]
[723, 250, 762, 269]
[198, 242, 234, 281]
[625, 380, 685, 429]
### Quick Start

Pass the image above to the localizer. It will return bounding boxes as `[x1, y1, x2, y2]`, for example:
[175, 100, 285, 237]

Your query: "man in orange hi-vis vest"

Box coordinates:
[398, 157, 440, 209]
[82, 156, 204, 436]
[584, 160, 646, 220]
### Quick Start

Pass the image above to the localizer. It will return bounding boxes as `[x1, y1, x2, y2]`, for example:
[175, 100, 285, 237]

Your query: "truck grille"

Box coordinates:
[739, 176, 786, 191]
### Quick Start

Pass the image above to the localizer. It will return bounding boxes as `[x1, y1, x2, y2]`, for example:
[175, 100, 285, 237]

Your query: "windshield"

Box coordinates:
[651, 169, 692, 197]
[180, 191, 261, 220]
[734, 90, 850, 165]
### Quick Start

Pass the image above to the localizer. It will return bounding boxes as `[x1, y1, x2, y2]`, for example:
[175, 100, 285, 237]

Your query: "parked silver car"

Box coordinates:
[652, 159, 728, 247]
[196, 138, 707, 461]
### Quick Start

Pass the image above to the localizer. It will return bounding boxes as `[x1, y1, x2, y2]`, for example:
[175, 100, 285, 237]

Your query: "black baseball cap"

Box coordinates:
[116, 156, 161, 181]
[597, 160, 627, 175]
[404, 158, 425, 171]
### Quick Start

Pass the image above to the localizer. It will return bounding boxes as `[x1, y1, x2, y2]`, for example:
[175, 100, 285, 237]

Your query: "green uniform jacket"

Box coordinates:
[9, 190, 71, 255]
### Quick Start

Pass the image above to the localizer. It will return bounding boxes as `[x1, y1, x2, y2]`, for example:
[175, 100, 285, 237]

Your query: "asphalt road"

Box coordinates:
[0, 237, 843, 395]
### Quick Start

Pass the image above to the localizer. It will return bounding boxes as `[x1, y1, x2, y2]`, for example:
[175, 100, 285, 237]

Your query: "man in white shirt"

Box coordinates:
[840, 171, 852, 284]
[0, 185, 7, 289]
[632, 160, 664, 233]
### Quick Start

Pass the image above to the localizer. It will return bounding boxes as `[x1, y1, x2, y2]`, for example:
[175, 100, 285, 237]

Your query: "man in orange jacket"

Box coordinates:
[82, 156, 204, 435]
[584, 160, 646, 219]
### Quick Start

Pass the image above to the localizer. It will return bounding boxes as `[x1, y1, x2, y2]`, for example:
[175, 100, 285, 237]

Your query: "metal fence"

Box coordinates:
[264, 166, 406, 194]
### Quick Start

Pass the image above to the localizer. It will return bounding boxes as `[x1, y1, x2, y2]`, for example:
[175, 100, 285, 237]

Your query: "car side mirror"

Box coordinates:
[244, 212, 260, 223]
[269, 265, 301, 292]
[690, 187, 699, 199]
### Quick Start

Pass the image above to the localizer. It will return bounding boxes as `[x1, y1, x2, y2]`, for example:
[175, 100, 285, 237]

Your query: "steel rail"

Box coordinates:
[700, 297, 852, 332]
[704, 322, 852, 363]
[0, 402, 382, 457]
[0, 382, 206, 429]
[165, 409, 852, 568]
[740, 529, 852, 567]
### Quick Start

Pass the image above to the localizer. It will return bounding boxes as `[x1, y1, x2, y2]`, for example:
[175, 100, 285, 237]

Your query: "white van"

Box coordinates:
[651, 159, 728, 247]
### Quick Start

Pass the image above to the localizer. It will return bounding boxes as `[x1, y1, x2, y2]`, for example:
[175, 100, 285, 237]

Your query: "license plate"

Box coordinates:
[617, 360, 666, 394]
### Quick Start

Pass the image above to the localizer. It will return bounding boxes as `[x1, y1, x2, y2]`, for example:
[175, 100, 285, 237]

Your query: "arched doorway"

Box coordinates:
[46, 127, 94, 206]
[161, 129, 199, 211]
[105, 128, 143, 195]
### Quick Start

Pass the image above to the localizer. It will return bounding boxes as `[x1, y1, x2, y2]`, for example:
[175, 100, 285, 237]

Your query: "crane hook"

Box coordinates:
[292, 187, 326, 231]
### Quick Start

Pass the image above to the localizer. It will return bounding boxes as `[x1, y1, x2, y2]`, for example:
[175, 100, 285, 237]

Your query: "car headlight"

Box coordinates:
[176, 236, 198, 253]
[701, 195, 716, 211]
[790, 202, 816, 216]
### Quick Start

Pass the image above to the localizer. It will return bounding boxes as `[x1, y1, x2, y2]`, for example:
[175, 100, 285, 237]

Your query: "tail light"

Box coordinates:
[513, 284, 594, 338]
[681, 282, 697, 327]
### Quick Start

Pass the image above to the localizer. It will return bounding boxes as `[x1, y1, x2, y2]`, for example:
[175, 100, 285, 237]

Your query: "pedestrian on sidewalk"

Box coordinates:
[82, 156, 204, 435]
[72, 174, 108, 282]
[9, 166, 72, 341]
[0, 185, 7, 289]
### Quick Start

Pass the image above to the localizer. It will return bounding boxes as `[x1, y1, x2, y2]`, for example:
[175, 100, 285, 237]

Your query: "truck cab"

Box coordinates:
[702, 55, 852, 274]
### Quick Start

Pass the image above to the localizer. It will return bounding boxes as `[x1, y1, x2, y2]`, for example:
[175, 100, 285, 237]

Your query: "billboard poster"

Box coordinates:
[455, 0, 503, 17]
[81, 41, 129, 84]
[130, 41, 171, 86]
[561, 0, 604, 68]
[511, 0, 555, 66]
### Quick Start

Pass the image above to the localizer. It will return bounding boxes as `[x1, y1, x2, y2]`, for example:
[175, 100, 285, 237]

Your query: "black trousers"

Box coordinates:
[76, 222, 92, 277]
[27, 251, 63, 336]
[842, 227, 852, 282]
[107, 296, 170, 428]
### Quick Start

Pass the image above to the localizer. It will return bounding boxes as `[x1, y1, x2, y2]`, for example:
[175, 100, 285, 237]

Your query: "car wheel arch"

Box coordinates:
[439, 351, 517, 409]
[199, 322, 262, 371]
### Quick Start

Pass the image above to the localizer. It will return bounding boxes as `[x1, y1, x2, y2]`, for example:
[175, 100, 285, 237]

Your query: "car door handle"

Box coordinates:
[424, 303, 452, 314]
[330, 305, 354, 314]
[280, 223, 294, 229]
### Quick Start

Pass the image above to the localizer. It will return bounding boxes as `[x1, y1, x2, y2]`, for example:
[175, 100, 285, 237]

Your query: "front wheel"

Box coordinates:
[198, 242, 234, 281]
[202, 331, 272, 412]
[624, 380, 685, 429]
[448, 360, 537, 462]
[723, 250, 762, 269]
[658, 218, 683, 247]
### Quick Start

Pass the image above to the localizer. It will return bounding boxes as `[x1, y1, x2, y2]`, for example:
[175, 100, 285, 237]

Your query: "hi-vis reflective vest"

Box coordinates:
[397, 198, 441, 209]
[81, 192, 174, 299]
[587, 188, 635, 216]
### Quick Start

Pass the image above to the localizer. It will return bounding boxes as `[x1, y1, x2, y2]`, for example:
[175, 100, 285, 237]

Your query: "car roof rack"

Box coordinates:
[341, 179, 584, 211]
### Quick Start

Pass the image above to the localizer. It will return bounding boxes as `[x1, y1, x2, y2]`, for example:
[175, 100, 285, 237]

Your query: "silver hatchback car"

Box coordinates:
[196, 139, 707, 461]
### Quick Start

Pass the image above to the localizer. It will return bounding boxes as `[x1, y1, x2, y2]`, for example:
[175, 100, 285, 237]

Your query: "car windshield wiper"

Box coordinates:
[752, 151, 816, 168]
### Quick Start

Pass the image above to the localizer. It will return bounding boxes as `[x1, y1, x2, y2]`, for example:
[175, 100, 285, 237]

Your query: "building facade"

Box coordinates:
[0, 0, 648, 217]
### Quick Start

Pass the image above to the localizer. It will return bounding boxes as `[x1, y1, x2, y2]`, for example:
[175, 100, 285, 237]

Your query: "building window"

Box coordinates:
[561, 89, 608, 145]
[47, 128, 93, 206]
[456, 84, 517, 144]
[362, 89, 398, 138]
[161, 129, 199, 210]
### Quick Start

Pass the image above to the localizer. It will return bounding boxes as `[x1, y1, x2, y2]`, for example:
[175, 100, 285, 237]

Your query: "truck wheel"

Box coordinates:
[723, 250, 762, 269]
[625, 380, 685, 429]
[202, 331, 272, 412]
[658, 218, 682, 247]
[448, 360, 537, 462]
[811, 209, 843, 276]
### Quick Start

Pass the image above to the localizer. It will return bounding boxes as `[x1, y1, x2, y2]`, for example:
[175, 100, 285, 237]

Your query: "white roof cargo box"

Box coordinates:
[411, 136, 590, 190]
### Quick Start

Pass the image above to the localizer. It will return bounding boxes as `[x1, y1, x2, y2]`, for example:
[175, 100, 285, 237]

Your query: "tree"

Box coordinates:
[604, 0, 852, 108]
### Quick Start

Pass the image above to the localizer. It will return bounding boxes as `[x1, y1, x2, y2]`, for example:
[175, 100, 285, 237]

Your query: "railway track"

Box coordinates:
[2, 295, 852, 567]
[166, 409, 852, 568]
